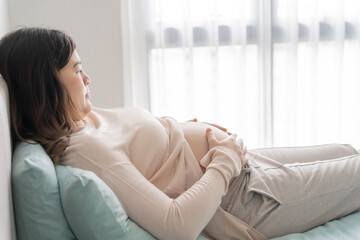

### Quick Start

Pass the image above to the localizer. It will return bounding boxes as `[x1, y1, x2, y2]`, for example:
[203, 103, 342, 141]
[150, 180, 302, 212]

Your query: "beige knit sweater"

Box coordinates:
[61, 107, 266, 240]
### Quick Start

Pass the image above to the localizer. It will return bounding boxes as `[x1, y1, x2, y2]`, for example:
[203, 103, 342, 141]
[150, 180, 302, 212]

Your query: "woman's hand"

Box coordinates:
[200, 128, 248, 190]
[206, 128, 248, 167]
[187, 118, 231, 135]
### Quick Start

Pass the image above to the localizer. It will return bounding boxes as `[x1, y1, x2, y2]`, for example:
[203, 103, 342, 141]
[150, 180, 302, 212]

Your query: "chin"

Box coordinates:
[84, 103, 92, 115]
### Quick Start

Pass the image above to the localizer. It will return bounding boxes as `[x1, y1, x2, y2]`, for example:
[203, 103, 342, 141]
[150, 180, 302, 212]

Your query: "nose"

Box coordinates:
[82, 72, 91, 86]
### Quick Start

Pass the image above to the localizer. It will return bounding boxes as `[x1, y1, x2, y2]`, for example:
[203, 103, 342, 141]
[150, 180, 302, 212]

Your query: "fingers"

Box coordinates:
[207, 128, 239, 144]
[206, 128, 216, 140]
[206, 128, 249, 169]
[198, 121, 229, 133]
[207, 128, 236, 143]
[207, 128, 247, 153]
[243, 146, 247, 155]
[206, 128, 217, 149]
[187, 118, 198, 122]
[229, 133, 237, 141]
[236, 138, 244, 148]
[208, 123, 227, 132]
[243, 157, 249, 167]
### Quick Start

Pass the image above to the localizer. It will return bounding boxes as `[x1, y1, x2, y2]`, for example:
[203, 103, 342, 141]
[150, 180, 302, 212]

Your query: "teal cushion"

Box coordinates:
[56, 165, 209, 240]
[12, 141, 208, 240]
[11, 142, 75, 240]
[56, 165, 156, 240]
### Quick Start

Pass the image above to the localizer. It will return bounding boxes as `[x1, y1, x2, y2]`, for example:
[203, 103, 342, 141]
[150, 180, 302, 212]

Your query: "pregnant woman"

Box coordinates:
[1, 27, 359, 240]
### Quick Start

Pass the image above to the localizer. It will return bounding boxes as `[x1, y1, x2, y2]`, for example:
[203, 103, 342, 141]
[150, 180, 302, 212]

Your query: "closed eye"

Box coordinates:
[74, 61, 83, 74]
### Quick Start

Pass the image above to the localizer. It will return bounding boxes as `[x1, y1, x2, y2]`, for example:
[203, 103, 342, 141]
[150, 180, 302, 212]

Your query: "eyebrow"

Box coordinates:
[73, 61, 82, 68]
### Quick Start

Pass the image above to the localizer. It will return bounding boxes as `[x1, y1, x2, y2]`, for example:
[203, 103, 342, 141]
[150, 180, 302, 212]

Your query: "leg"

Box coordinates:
[221, 148, 360, 238]
[249, 143, 358, 164]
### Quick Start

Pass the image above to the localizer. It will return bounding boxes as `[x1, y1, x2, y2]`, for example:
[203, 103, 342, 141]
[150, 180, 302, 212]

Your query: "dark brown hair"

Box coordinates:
[0, 27, 79, 163]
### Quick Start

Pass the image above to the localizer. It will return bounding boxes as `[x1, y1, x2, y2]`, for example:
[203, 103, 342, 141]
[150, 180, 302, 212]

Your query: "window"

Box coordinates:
[122, 0, 360, 148]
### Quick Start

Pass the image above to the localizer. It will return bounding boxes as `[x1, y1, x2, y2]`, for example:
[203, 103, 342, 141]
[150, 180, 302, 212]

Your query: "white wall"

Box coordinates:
[0, 0, 9, 38]
[7, 0, 124, 108]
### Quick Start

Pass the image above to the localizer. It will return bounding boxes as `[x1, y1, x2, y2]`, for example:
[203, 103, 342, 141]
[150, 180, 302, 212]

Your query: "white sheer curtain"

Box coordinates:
[273, 0, 360, 148]
[121, 0, 360, 149]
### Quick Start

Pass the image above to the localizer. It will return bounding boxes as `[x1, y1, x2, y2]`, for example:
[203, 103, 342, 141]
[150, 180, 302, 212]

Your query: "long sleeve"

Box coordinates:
[100, 147, 239, 240]
[61, 107, 243, 239]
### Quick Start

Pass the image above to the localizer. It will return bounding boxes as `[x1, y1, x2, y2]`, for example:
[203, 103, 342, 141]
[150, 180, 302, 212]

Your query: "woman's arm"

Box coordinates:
[100, 129, 244, 240]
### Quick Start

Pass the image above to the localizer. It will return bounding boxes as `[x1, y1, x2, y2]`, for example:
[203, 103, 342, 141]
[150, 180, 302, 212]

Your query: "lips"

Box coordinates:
[85, 89, 91, 98]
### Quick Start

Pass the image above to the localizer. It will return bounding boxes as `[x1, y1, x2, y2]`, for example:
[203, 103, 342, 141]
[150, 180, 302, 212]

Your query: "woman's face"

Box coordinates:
[57, 50, 92, 119]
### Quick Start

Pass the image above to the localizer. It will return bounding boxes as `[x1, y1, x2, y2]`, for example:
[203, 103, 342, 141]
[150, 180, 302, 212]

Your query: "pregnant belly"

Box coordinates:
[180, 121, 230, 162]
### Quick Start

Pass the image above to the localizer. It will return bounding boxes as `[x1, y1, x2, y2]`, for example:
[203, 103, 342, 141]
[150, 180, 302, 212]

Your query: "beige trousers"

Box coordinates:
[221, 144, 360, 238]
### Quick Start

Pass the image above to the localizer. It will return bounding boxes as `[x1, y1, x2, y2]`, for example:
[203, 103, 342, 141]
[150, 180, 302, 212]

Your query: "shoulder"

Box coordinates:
[91, 106, 148, 112]
[90, 106, 152, 117]
[64, 125, 129, 168]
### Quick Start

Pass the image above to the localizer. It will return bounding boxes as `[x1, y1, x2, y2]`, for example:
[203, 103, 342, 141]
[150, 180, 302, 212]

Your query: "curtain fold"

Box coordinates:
[147, 0, 265, 148]
[121, 0, 360, 149]
[120, 0, 153, 109]
[272, 0, 360, 148]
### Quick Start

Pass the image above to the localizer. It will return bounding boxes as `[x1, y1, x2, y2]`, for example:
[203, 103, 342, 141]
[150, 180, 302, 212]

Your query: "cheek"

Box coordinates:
[65, 78, 85, 102]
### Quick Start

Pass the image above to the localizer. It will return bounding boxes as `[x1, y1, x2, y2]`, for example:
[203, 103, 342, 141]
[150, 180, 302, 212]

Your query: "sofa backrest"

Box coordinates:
[0, 75, 17, 240]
